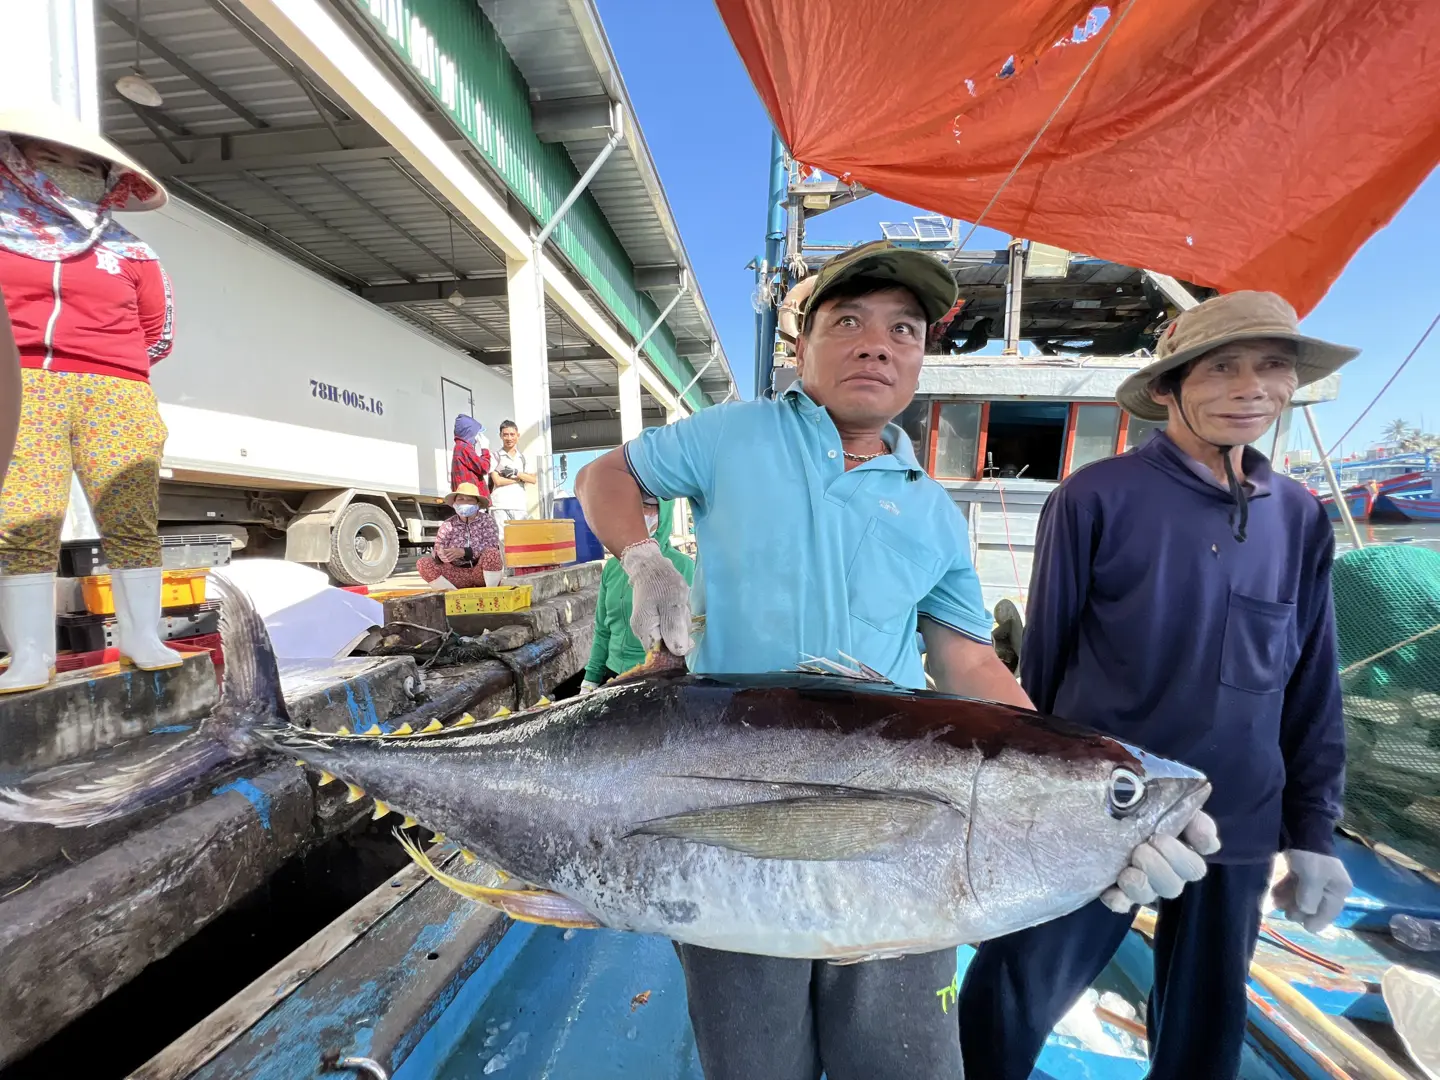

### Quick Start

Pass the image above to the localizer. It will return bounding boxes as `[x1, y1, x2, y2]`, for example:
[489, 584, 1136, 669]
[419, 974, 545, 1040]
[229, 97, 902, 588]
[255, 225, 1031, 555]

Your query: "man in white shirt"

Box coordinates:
[489, 419, 535, 535]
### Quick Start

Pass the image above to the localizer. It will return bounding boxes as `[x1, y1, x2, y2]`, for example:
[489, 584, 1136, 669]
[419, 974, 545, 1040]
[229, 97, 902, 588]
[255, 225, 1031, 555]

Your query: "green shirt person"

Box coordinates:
[580, 498, 693, 692]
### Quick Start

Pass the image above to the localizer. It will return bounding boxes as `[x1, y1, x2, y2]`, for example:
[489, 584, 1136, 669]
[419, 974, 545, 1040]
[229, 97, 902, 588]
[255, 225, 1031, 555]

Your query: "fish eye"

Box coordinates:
[1108, 768, 1146, 815]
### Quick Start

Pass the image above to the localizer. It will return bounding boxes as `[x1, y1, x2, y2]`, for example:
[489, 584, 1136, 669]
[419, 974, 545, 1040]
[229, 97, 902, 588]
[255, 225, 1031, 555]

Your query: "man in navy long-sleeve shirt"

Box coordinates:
[957, 291, 1359, 1080]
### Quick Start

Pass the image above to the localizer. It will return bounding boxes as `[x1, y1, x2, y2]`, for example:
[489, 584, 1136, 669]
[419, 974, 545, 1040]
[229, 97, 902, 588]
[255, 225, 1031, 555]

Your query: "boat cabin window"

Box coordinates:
[984, 402, 1068, 480]
[1124, 417, 1166, 451]
[933, 402, 985, 478]
[1067, 404, 1122, 473]
[925, 400, 1138, 480]
[895, 399, 931, 456]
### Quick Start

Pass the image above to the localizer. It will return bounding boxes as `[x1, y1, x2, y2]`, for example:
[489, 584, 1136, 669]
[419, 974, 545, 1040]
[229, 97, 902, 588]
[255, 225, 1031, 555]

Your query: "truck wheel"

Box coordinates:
[327, 502, 399, 585]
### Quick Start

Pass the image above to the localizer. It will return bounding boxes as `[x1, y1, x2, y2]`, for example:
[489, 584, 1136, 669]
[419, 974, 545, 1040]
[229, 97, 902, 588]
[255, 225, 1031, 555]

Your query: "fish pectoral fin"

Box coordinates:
[791, 653, 892, 684]
[626, 793, 947, 861]
[395, 831, 602, 930]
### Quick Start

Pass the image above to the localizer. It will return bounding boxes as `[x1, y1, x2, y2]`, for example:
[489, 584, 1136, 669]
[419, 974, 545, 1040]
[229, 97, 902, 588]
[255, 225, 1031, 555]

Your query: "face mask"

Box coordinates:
[21, 144, 108, 204]
[47, 164, 108, 204]
[455, 504, 480, 517]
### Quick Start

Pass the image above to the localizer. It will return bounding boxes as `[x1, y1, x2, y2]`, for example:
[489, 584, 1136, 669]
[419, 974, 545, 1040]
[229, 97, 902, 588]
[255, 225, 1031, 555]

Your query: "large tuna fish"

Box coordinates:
[0, 577, 1211, 961]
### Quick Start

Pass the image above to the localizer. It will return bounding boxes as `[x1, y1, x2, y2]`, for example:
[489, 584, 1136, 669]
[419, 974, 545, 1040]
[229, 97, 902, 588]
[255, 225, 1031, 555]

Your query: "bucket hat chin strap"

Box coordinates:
[1174, 386, 1248, 543]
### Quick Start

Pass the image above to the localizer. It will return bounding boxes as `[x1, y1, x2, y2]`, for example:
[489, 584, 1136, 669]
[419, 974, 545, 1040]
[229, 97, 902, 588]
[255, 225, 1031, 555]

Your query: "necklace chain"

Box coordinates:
[842, 448, 890, 463]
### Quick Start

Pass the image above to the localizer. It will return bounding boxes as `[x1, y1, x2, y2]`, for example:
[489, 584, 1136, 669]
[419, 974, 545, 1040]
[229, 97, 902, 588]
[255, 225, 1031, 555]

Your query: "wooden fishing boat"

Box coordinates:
[143, 833, 1440, 1080]
[1388, 495, 1440, 523]
[1320, 483, 1377, 524]
[1371, 473, 1433, 522]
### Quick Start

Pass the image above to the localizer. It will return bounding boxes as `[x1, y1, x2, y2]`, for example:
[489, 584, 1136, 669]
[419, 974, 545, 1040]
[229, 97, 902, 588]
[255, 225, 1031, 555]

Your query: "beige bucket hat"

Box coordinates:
[1116, 290, 1359, 422]
[0, 106, 167, 211]
[444, 482, 491, 509]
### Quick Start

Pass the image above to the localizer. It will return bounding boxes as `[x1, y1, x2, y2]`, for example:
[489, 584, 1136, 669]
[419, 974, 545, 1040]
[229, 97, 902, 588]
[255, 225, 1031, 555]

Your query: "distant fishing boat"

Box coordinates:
[1388, 494, 1440, 522]
[1372, 472, 1435, 520]
[1319, 483, 1376, 523]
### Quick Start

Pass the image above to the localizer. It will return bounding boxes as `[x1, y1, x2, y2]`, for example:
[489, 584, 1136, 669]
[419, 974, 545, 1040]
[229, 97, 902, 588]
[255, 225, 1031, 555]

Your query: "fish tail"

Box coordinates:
[0, 573, 285, 828]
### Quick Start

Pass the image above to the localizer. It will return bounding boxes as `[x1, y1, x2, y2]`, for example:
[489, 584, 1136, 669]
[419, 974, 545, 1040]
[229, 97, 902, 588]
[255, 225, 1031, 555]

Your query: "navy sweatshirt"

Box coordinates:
[1020, 431, 1346, 863]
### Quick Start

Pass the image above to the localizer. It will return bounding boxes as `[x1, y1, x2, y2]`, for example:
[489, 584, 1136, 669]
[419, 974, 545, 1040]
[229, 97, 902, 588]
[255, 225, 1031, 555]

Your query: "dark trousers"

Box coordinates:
[675, 942, 964, 1080]
[957, 862, 1270, 1080]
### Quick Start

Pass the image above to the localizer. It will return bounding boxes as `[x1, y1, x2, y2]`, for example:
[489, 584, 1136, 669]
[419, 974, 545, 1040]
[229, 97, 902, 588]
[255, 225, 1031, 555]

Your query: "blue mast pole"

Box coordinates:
[754, 129, 788, 399]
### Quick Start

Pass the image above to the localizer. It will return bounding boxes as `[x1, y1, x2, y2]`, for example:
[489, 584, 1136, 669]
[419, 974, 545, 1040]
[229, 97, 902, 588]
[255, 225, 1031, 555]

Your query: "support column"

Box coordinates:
[1003, 238, 1024, 356]
[618, 357, 643, 443]
[507, 254, 551, 517]
[665, 408, 691, 540]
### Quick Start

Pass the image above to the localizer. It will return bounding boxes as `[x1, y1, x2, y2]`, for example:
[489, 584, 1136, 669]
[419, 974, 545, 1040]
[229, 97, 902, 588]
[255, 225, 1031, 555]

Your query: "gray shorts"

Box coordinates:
[675, 942, 964, 1080]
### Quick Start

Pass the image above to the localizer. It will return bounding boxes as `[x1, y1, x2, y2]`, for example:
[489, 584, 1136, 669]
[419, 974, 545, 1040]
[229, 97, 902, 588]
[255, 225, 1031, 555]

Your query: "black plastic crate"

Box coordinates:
[58, 535, 233, 577]
[59, 542, 106, 578]
[57, 613, 115, 653]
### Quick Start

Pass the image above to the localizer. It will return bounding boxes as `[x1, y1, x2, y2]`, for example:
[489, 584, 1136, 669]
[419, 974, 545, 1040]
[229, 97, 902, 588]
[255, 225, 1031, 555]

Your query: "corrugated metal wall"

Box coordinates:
[353, 0, 707, 411]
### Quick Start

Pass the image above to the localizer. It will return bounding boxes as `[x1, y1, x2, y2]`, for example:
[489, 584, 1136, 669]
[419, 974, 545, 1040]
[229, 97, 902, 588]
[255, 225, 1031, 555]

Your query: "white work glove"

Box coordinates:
[579, 680, 599, 696]
[1272, 850, 1353, 933]
[620, 538, 693, 656]
[1101, 810, 1221, 914]
[476, 432, 490, 452]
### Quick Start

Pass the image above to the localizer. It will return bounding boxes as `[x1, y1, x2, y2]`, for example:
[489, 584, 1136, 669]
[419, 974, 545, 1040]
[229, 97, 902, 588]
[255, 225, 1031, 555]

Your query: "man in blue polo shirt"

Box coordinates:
[576, 240, 1219, 1080]
[956, 291, 1358, 1080]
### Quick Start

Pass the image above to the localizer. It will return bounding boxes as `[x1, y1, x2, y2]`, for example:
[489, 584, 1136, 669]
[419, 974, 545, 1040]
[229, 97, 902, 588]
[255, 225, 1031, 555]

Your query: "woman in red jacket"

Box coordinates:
[0, 107, 180, 692]
[450, 414, 492, 498]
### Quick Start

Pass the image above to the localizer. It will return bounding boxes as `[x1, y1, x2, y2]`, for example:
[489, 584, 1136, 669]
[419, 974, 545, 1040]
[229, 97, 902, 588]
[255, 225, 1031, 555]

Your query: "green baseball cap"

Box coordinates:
[800, 239, 959, 326]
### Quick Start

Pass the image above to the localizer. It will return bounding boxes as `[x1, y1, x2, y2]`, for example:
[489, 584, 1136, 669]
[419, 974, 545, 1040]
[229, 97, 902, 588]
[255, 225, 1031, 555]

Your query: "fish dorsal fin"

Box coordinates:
[791, 653, 892, 683]
[626, 793, 951, 861]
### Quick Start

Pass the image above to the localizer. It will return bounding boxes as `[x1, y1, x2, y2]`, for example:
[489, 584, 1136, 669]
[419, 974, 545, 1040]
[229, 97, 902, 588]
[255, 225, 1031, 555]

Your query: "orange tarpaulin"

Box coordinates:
[715, 0, 1440, 315]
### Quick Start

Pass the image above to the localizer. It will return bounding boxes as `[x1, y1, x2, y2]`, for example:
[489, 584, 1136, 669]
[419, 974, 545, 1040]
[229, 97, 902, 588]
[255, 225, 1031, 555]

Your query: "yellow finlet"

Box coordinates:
[363, 724, 383, 736]
[491, 706, 512, 719]
[372, 799, 392, 820]
[294, 759, 307, 767]
[392, 722, 414, 736]
[430, 832, 447, 844]
[452, 713, 476, 728]
[422, 719, 444, 733]
[460, 848, 478, 864]
[345, 783, 365, 803]
[335, 725, 351, 736]
[395, 831, 603, 929]
[400, 816, 417, 829]
[317, 771, 336, 786]
[535, 696, 552, 707]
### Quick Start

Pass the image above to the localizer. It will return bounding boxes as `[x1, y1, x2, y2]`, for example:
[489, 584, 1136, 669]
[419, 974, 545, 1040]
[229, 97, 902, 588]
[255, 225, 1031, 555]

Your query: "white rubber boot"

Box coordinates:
[110, 567, 184, 671]
[0, 572, 57, 693]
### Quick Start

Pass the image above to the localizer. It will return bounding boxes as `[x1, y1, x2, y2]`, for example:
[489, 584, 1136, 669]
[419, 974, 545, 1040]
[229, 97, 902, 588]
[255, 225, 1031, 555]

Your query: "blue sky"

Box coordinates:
[596, 0, 1439, 454]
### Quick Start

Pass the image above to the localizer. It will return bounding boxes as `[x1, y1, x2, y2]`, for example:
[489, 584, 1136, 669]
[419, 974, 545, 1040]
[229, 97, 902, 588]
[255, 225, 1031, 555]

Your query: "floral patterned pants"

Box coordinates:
[0, 369, 167, 574]
[415, 555, 490, 590]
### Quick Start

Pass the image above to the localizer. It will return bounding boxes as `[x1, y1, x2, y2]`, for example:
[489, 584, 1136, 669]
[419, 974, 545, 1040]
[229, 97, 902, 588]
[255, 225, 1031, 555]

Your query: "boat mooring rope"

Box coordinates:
[1325, 308, 1440, 458]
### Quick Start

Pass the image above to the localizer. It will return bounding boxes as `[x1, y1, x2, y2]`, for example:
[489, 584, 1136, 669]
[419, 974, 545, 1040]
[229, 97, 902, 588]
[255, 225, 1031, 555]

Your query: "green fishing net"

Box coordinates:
[1333, 544, 1440, 874]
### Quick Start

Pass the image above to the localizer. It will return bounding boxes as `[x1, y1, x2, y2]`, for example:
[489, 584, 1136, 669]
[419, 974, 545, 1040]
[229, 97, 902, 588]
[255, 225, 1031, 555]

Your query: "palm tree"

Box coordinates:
[1383, 418, 1413, 446]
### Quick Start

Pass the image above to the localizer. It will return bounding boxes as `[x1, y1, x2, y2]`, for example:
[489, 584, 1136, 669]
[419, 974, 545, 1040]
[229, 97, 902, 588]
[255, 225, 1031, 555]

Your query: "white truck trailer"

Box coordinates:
[117, 198, 516, 584]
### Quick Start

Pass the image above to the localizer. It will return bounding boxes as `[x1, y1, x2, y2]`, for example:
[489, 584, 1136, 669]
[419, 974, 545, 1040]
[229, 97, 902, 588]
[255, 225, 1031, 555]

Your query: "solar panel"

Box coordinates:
[880, 222, 919, 241]
[912, 215, 952, 241]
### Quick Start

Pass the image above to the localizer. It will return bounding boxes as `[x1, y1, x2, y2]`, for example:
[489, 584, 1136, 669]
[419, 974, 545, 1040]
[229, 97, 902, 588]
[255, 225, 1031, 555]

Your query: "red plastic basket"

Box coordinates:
[171, 632, 224, 677]
[54, 647, 122, 673]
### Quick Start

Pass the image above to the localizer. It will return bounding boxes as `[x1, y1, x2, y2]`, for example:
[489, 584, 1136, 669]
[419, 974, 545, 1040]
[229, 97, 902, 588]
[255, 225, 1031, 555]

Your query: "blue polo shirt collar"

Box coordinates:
[781, 379, 924, 476]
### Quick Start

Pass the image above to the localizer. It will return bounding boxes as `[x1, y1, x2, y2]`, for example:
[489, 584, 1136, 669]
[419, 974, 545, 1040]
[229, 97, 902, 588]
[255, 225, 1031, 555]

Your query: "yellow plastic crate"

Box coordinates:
[368, 588, 434, 602]
[444, 585, 533, 615]
[81, 569, 209, 616]
[502, 518, 576, 569]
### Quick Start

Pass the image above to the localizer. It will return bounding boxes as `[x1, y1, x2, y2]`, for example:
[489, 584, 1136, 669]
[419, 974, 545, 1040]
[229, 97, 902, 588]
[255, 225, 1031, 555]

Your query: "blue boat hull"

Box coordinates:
[1321, 489, 1373, 522]
[386, 835, 1440, 1080]
[1390, 496, 1440, 522]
